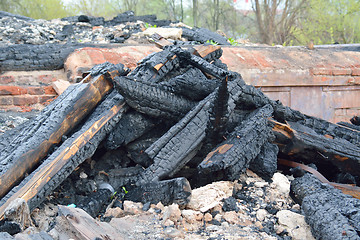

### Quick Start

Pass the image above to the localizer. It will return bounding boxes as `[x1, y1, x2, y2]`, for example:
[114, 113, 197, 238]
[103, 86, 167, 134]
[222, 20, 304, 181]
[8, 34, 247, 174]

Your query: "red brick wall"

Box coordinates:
[0, 70, 66, 112]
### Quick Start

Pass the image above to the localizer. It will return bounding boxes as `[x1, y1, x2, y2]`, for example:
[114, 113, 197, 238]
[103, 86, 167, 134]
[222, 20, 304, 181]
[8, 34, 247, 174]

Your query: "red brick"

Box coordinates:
[27, 87, 44, 95]
[351, 68, 360, 76]
[0, 86, 27, 95]
[252, 52, 273, 68]
[347, 108, 360, 116]
[39, 95, 56, 104]
[86, 49, 106, 65]
[43, 86, 57, 95]
[310, 68, 332, 75]
[0, 96, 13, 105]
[103, 52, 122, 64]
[39, 75, 56, 84]
[332, 68, 352, 76]
[0, 75, 15, 84]
[13, 96, 39, 106]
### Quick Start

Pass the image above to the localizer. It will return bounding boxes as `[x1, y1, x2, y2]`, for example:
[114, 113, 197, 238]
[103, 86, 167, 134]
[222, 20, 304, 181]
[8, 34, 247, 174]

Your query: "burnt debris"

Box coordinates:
[1, 44, 360, 239]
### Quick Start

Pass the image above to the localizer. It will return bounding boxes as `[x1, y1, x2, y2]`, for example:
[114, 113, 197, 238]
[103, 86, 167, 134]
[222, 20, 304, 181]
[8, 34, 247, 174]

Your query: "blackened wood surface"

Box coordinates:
[272, 120, 360, 177]
[198, 104, 274, 181]
[291, 174, 360, 239]
[0, 92, 127, 218]
[105, 110, 155, 150]
[125, 177, 191, 207]
[0, 73, 114, 199]
[113, 76, 197, 120]
[139, 92, 216, 183]
[249, 141, 278, 180]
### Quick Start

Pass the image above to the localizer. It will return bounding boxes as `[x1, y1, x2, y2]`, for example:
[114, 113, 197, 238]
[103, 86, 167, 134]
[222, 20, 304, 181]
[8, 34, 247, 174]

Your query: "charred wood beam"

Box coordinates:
[159, 67, 220, 101]
[0, 92, 127, 218]
[198, 104, 274, 181]
[249, 141, 278, 180]
[139, 91, 216, 183]
[271, 119, 360, 177]
[112, 76, 197, 120]
[105, 110, 156, 150]
[0, 64, 127, 199]
[125, 177, 191, 207]
[279, 158, 360, 199]
[291, 173, 360, 239]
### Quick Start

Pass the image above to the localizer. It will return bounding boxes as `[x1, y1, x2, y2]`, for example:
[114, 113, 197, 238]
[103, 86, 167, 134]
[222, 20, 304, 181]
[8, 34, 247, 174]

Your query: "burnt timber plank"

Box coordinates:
[198, 104, 274, 181]
[112, 76, 197, 120]
[271, 119, 360, 177]
[56, 205, 125, 240]
[291, 174, 360, 239]
[0, 64, 126, 199]
[139, 91, 216, 183]
[0, 92, 127, 219]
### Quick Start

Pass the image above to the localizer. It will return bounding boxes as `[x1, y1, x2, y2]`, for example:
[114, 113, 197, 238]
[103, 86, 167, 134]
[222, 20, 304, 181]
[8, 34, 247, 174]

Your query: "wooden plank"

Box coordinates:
[0, 93, 127, 219]
[0, 71, 115, 199]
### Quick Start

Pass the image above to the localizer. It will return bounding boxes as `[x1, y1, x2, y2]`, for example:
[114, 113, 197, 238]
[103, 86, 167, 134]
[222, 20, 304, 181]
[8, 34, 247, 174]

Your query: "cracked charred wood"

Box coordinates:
[106, 166, 144, 191]
[279, 158, 360, 199]
[125, 177, 191, 207]
[0, 64, 127, 200]
[128, 47, 179, 83]
[249, 141, 278, 180]
[271, 119, 360, 177]
[112, 76, 197, 120]
[351, 116, 360, 126]
[139, 91, 216, 183]
[198, 104, 274, 182]
[105, 110, 156, 150]
[159, 67, 220, 101]
[291, 173, 360, 239]
[0, 92, 127, 218]
[173, 47, 235, 80]
[181, 27, 230, 45]
[126, 138, 157, 168]
[77, 183, 115, 218]
[338, 121, 360, 132]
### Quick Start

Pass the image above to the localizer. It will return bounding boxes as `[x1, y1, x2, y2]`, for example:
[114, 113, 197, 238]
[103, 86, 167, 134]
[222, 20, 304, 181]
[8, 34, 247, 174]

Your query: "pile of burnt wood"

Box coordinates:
[0, 44, 359, 239]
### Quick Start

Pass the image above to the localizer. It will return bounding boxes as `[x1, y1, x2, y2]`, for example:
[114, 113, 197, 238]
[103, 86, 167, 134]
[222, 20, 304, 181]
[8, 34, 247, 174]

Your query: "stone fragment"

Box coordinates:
[123, 201, 143, 215]
[104, 207, 125, 218]
[163, 227, 184, 238]
[256, 209, 268, 221]
[51, 79, 71, 95]
[181, 209, 202, 224]
[276, 210, 315, 240]
[223, 211, 239, 225]
[204, 213, 213, 222]
[270, 173, 290, 197]
[162, 203, 181, 224]
[186, 181, 233, 212]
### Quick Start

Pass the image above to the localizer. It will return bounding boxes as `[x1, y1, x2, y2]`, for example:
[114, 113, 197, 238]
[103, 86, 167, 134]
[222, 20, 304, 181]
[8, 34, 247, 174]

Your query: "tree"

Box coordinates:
[294, 0, 360, 45]
[251, 0, 307, 45]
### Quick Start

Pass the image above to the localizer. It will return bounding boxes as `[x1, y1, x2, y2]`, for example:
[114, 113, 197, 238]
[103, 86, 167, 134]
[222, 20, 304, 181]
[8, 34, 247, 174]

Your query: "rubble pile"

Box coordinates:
[0, 39, 359, 239]
[0, 11, 230, 46]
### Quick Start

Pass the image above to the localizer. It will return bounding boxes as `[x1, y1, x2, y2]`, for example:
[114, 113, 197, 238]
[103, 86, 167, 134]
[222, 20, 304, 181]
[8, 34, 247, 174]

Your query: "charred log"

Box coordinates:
[77, 183, 115, 218]
[249, 141, 278, 180]
[351, 116, 360, 126]
[105, 110, 156, 150]
[112, 76, 197, 120]
[271, 120, 360, 177]
[181, 27, 230, 45]
[159, 67, 220, 101]
[0, 91, 127, 217]
[139, 91, 216, 183]
[125, 177, 191, 207]
[198, 104, 274, 182]
[0, 64, 127, 199]
[291, 173, 360, 239]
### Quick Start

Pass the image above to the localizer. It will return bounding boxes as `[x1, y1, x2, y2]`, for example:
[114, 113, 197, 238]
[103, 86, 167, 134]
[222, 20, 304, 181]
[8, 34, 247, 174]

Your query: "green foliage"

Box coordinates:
[228, 37, 238, 46]
[292, 0, 360, 45]
[206, 39, 219, 45]
[122, 186, 128, 194]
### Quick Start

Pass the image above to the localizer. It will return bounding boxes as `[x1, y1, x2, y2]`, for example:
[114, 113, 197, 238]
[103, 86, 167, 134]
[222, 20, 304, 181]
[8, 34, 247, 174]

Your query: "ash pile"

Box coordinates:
[0, 43, 359, 240]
